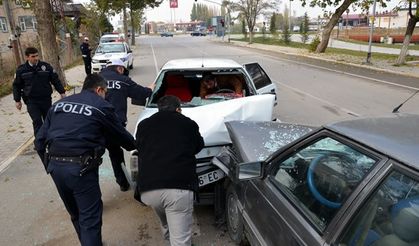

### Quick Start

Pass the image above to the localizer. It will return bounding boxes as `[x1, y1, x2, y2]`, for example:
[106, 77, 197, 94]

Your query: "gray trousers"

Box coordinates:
[141, 189, 194, 246]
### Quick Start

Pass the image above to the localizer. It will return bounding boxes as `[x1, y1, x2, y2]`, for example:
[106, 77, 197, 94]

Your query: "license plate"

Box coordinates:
[198, 169, 225, 187]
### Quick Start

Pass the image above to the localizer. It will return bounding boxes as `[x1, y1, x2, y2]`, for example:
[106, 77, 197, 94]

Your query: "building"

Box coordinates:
[373, 8, 419, 29]
[0, 0, 84, 75]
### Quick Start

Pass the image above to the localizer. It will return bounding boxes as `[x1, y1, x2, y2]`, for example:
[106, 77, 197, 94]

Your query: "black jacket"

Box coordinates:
[100, 67, 152, 124]
[13, 61, 65, 103]
[80, 42, 91, 58]
[135, 111, 204, 192]
[35, 90, 135, 158]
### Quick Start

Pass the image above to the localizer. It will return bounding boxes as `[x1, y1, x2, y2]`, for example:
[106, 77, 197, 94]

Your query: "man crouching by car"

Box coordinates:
[134, 95, 204, 246]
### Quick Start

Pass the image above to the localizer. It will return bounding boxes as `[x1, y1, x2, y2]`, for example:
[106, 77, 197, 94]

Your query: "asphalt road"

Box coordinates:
[1, 35, 418, 245]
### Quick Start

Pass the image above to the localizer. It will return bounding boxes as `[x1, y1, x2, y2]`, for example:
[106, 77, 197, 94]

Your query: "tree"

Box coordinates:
[299, 0, 389, 53]
[128, 0, 161, 45]
[396, 0, 419, 65]
[32, 0, 67, 86]
[282, 6, 291, 44]
[301, 12, 309, 43]
[270, 12, 277, 36]
[226, 0, 276, 43]
[241, 18, 247, 39]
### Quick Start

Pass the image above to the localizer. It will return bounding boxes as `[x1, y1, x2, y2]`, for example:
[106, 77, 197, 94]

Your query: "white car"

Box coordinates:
[99, 33, 124, 43]
[91, 42, 133, 73]
[129, 58, 277, 208]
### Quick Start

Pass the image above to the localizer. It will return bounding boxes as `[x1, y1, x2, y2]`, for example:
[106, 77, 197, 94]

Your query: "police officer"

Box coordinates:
[13, 47, 66, 138]
[80, 37, 92, 75]
[35, 74, 136, 246]
[99, 59, 155, 191]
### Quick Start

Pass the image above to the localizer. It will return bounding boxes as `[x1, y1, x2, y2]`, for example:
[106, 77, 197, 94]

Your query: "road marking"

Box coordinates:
[262, 54, 419, 91]
[150, 42, 159, 75]
[276, 80, 361, 117]
[0, 137, 34, 174]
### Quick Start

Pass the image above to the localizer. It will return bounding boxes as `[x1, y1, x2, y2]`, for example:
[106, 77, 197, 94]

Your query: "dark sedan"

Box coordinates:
[214, 114, 419, 245]
[160, 32, 173, 37]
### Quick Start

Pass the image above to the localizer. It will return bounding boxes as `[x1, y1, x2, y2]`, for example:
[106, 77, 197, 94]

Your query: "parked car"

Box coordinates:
[191, 31, 206, 36]
[160, 32, 174, 37]
[129, 58, 277, 208]
[91, 42, 133, 72]
[214, 114, 419, 245]
[99, 33, 124, 43]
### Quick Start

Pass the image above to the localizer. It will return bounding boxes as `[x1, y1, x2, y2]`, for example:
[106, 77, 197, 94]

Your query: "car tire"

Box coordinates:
[129, 61, 133, 69]
[226, 184, 246, 244]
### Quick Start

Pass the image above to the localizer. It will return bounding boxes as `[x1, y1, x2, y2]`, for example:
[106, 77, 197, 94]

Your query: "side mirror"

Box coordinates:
[236, 161, 264, 180]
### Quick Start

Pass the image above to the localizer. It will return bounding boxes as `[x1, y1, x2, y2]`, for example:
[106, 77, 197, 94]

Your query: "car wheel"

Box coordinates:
[226, 185, 246, 244]
[129, 61, 133, 69]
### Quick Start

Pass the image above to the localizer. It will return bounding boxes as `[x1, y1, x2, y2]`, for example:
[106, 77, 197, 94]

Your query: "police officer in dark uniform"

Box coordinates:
[13, 47, 66, 138]
[35, 74, 136, 245]
[99, 59, 155, 191]
[80, 37, 92, 75]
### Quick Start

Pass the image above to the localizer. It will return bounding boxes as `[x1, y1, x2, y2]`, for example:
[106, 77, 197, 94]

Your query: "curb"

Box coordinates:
[220, 40, 419, 79]
[0, 136, 34, 174]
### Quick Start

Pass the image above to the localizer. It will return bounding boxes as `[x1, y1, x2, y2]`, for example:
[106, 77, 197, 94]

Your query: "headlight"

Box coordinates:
[92, 59, 99, 63]
[120, 57, 127, 62]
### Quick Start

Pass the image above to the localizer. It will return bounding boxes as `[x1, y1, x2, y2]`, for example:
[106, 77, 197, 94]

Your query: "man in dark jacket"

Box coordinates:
[135, 95, 204, 246]
[80, 37, 92, 75]
[35, 74, 136, 245]
[13, 47, 66, 137]
[100, 59, 155, 191]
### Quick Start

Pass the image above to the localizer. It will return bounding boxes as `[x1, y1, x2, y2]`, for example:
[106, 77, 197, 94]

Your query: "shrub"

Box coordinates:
[309, 35, 321, 52]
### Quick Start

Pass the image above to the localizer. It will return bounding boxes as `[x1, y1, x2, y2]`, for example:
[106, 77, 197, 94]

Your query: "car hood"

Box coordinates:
[134, 94, 275, 146]
[225, 121, 315, 162]
[92, 53, 126, 60]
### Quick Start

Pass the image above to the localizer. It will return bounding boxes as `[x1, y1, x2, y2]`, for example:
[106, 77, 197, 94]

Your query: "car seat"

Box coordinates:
[164, 74, 192, 102]
[370, 196, 419, 246]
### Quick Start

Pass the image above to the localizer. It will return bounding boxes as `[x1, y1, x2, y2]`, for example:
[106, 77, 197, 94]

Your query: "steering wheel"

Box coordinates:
[307, 153, 351, 209]
[216, 88, 235, 94]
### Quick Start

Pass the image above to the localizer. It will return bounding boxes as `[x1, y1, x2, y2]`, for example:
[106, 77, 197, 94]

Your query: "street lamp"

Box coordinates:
[366, 0, 377, 64]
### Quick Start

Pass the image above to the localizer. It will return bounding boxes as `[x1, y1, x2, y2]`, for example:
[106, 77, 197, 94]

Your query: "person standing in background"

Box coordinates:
[80, 37, 92, 75]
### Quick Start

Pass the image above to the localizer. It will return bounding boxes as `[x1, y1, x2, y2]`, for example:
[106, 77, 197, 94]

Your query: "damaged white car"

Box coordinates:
[129, 58, 277, 211]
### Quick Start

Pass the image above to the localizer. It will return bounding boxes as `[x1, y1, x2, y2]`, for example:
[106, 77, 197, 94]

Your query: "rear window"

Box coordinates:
[149, 70, 252, 107]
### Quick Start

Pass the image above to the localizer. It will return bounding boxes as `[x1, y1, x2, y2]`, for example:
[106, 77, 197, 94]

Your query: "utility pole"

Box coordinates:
[365, 0, 377, 64]
[4, 0, 22, 66]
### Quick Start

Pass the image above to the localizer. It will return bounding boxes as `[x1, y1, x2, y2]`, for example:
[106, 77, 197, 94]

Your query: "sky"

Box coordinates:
[73, 0, 400, 24]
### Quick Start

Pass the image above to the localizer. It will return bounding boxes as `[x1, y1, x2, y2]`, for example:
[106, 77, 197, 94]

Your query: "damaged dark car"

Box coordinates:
[213, 114, 419, 246]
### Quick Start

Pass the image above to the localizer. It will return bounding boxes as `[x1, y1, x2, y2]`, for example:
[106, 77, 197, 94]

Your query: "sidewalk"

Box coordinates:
[224, 39, 419, 78]
[0, 65, 86, 173]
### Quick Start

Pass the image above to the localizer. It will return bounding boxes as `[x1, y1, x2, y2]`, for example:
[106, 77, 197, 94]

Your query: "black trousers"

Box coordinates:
[26, 100, 51, 137]
[82, 57, 92, 75]
[107, 142, 129, 187]
[49, 161, 102, 246]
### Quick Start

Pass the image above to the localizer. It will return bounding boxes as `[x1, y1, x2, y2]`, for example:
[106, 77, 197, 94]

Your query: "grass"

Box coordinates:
[0, 75, 13, 98]
[230, 36, 418, 62]
[337, 38, 419, 51]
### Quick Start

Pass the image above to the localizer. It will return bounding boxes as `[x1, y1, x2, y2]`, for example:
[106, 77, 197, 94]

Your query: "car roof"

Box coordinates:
[325, 113, 419, 169]
[161, 58, 243, 70]
[98, 42, 126, 46]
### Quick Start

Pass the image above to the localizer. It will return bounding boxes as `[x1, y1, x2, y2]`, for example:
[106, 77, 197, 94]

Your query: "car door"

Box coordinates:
[243, 63, 276, 95]
[241, 132, 382, 246]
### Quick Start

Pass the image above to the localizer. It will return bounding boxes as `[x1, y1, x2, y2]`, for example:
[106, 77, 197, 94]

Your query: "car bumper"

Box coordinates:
[92, 60, 129, 72]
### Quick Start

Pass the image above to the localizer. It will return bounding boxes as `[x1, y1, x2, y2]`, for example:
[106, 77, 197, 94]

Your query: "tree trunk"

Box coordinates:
[130, 8, 136, 45]
[315, 0, 352, 53]
[396, 17, 418, 65]
[123, 6, 129, 45]
[33, 0, 67, 86]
